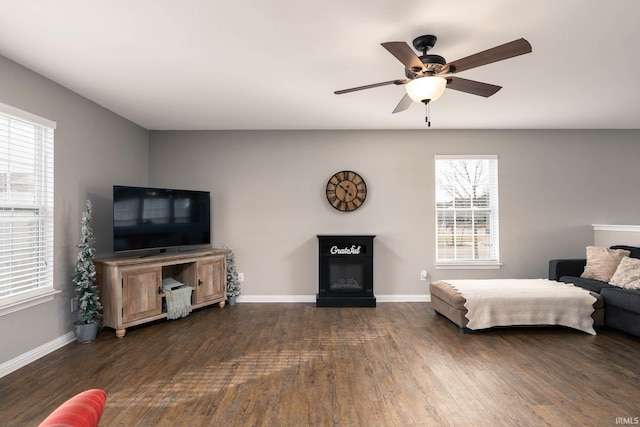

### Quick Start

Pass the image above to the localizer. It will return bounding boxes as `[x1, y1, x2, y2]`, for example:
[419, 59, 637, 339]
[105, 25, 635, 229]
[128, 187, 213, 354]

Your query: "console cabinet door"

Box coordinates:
[122, 267, 163, 323]
[196, 255, 226, 304]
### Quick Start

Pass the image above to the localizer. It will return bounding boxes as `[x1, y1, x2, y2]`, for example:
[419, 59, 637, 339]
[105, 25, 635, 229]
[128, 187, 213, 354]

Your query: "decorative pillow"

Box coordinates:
[610, 256, 640, 290]
[580, 246, 630, 282]
[39, 389, 106, 427]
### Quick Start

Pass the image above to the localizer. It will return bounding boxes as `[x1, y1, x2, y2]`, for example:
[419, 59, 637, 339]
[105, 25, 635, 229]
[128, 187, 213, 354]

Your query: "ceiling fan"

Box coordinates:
[334, 34, 532, 123]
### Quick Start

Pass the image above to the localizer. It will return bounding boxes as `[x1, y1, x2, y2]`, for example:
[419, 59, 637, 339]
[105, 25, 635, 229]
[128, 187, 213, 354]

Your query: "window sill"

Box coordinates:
[435, 261, 503, 270]
[0, 288, 61, 317]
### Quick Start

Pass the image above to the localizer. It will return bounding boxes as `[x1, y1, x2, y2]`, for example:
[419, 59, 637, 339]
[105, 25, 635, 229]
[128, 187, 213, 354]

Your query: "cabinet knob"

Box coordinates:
[198, 279, 202, 286]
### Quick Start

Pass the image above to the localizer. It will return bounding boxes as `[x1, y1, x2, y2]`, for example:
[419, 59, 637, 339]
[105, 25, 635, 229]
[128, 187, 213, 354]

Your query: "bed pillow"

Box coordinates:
[580, 246, 630, 282]
[609, 256, 640, 290]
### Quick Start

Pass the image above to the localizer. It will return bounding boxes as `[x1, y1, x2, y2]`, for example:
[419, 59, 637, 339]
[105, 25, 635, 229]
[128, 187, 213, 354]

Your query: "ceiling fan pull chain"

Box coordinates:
[425, 101, 431, 127]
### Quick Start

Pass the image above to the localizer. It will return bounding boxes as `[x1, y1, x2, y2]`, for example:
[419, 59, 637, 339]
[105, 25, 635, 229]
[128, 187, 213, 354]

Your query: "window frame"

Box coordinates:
[0, 102, 58, 316]
[434, 154, 501, 269]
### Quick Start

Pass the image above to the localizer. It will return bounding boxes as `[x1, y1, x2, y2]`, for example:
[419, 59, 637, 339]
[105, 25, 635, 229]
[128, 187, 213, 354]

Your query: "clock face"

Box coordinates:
[326, 170, 367, 212]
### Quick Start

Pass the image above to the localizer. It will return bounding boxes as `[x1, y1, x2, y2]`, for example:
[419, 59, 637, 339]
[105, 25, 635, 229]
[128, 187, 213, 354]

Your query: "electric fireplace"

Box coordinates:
[316, 235, 376, 307]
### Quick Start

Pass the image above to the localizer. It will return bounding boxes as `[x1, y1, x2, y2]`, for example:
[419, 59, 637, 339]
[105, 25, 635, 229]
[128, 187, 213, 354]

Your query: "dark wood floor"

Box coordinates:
[1, 302, 639, 426]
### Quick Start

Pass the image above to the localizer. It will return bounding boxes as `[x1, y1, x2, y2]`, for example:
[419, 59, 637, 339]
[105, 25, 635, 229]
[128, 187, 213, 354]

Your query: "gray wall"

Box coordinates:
[149, 129, 640, 298]
[0, 55, 149, 365]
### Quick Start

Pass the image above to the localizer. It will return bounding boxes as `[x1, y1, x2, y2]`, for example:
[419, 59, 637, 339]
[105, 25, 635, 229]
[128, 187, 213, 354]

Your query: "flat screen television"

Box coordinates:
[113, 185, 211, 253]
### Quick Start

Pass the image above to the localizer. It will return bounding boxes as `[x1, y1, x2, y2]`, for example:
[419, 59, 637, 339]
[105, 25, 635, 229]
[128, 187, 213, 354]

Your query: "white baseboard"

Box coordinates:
[0, 331, 76, 378]
[377, 294, 430, 302]
[238, 295, 316, 303]
[238, 294, 431, 303]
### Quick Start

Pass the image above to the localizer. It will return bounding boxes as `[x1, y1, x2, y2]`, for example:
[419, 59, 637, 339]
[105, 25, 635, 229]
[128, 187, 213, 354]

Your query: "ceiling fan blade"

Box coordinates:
[446, 77, 502, 97]
[334, 79, 407, 95]
[381, 42, 425, 72]
[440, 38, 532, 74]
[392, 93, 413, 114]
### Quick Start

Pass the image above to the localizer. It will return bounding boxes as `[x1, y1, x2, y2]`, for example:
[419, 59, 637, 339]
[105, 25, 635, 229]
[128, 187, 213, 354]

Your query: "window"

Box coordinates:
[435, 155, 500, 268]
[0, 102, 57, 315]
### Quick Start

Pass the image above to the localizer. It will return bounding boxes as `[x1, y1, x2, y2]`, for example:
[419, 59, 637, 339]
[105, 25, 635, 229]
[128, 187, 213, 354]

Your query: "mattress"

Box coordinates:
[430, 279, 605, 333]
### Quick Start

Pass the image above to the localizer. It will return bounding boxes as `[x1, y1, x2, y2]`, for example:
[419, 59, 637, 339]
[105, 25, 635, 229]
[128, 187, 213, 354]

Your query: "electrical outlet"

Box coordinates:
[420, 270, 428, 281]
[70, 298, 78, 313]
[238, 273, 244, 282]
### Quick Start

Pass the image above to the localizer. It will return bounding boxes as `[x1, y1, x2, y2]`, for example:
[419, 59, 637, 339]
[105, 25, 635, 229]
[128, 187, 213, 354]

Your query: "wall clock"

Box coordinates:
[326, 170, 367, 212]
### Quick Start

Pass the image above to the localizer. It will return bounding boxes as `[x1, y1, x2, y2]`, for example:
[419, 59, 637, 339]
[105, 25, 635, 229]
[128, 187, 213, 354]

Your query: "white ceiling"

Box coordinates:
[1, 0, 639, 130]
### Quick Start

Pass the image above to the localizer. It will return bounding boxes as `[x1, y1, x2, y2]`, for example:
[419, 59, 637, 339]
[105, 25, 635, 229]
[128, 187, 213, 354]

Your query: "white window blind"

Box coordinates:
[0, 103, 55, 307]
[435, 155, 500, 267]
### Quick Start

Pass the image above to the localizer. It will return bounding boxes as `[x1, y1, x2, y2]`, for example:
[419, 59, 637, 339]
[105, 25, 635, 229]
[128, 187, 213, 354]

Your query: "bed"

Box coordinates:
[430, 279, 604, 335]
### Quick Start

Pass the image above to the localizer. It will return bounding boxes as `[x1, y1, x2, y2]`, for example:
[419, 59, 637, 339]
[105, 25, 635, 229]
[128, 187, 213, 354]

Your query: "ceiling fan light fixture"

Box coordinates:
[405, 76, 447, 103]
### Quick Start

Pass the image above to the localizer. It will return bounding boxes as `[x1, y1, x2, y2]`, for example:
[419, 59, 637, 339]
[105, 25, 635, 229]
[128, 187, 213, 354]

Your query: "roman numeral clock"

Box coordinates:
[325, 170, 367, 212]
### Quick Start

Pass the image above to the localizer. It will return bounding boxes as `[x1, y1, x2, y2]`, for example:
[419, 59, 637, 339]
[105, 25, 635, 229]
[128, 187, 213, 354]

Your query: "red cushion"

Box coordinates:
[39, 389, 106, 427]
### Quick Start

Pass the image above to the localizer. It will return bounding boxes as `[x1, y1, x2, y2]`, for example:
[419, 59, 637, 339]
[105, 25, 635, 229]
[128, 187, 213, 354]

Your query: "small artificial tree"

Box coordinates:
[73, 200, 102, 324]
[226, 248, 241, 298]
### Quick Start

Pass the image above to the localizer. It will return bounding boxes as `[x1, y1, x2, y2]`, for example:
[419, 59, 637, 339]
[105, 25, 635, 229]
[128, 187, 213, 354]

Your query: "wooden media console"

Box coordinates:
[95, 249, 230, 338]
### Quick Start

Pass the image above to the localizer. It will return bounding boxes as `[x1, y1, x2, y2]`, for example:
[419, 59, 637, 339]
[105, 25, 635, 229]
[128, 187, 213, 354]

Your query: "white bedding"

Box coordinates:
[444, 279, 597, 335]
